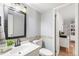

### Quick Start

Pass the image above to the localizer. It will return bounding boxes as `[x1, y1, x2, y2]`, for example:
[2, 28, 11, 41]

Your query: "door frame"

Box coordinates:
[54, 3, 78, 56]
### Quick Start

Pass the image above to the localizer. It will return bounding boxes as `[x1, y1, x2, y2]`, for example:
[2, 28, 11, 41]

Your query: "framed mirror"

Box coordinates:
[4, 6, 26, 39]
[0, 16, 1, 26]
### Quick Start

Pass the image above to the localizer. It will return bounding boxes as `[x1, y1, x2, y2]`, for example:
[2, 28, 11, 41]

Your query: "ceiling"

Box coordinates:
[26, 3, 75, 20]
[58, 4, 75, 20]
[27, 3, 65, 13]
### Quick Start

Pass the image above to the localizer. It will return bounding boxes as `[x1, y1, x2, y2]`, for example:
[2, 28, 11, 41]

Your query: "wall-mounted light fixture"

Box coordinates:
[5, 3, 27, 13]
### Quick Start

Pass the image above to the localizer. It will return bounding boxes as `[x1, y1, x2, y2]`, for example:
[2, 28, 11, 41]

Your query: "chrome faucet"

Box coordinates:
[15, 38, 21, 47]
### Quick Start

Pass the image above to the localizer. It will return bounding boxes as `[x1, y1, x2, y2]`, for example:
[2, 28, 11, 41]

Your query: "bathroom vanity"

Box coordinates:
[0, 42, 40, 56]
[59, 32, 69, 48]
[59, 36, 69, 48]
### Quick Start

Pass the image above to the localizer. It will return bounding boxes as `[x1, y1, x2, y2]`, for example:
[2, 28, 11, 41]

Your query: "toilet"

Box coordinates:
[33, 39, 53, 56]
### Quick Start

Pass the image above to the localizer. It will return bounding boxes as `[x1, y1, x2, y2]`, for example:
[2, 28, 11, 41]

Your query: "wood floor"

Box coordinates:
[58, 41, 75, 56]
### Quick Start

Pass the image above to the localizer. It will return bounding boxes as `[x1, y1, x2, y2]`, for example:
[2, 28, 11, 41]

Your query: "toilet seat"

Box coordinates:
[39, 48, 53, 56]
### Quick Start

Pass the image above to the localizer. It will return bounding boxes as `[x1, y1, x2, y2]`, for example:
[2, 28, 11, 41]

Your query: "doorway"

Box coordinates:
[55, 3, 77, 56]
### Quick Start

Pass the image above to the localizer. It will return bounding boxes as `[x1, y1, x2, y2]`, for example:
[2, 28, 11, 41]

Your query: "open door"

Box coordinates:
[55, 11, 63, 56]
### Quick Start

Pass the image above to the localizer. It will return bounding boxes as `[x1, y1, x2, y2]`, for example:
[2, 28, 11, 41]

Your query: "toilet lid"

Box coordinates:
[39, 48, 53, 56]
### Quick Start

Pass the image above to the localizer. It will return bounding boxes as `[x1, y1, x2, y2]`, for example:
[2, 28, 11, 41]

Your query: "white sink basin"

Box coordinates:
[8, 45, 28, 55]
[2, 42, 40, 56]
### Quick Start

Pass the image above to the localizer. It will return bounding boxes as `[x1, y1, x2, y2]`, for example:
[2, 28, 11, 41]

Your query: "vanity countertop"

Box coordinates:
[60, 35, 67, 38]
[0, 42, 40, 56]
[60, 34, 67, 38]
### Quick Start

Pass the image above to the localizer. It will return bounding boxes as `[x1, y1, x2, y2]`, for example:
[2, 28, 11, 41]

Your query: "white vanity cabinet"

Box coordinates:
[59, 37, 69, 48]
[25, 48, 40, 56]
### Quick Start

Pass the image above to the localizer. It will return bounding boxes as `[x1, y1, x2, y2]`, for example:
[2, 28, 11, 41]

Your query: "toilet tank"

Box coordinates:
[33, 39, 42, 47]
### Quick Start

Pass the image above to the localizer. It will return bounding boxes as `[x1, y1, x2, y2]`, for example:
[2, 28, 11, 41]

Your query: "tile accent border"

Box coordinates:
[20, 35, 53, 42]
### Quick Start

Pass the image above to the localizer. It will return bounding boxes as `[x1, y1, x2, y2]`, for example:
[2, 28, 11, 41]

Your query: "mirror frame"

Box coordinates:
[4, 5, 26, 39]
[0, 16, 1, 26]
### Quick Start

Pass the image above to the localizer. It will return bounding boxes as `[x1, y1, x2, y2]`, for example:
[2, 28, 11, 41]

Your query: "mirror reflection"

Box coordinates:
[4, 6, 26, 39]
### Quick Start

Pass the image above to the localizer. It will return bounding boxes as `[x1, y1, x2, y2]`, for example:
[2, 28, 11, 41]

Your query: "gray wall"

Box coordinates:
[0, 4, 6, 47]
[26, 5, 41, 38]
[78, 3, 79, 56]
[41, 10, 55, 54]
[0, 4, 5, 39]
[41, 10, 54, 37]
[75, 3, 79, 56]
